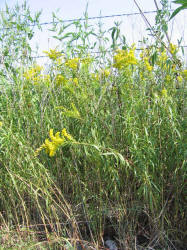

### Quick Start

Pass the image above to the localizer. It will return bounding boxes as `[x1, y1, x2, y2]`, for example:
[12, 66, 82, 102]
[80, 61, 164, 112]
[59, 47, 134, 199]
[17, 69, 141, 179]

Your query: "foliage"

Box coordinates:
[0, 1, 186, 249]
[170, 0, 187, 19]
[0, 0, 41, 78]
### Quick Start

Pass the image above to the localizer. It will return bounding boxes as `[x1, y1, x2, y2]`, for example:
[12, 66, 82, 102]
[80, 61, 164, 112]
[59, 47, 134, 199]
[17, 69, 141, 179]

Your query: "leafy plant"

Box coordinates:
[0, 1, 186, 249]
[170, 0, 187, 19]
[0, 0, 41, 78]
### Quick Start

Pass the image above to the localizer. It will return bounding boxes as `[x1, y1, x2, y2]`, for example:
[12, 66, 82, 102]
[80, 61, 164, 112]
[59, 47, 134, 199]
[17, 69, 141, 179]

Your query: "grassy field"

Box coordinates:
[0, 2, 186, 249]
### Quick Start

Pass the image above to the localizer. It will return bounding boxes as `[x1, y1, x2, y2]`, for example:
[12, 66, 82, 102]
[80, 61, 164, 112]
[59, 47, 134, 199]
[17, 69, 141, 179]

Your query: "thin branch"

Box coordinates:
[153, 0, 171, 44]
[133, 0, 178, 65]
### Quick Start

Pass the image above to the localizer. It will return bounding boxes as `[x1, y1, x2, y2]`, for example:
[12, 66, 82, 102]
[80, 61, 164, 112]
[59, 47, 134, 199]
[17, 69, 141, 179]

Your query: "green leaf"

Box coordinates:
[173, 0, 187, 4]
[169, 5, 186, 19]
[111, 27, 116, 41]
[4, 62, 9, 69]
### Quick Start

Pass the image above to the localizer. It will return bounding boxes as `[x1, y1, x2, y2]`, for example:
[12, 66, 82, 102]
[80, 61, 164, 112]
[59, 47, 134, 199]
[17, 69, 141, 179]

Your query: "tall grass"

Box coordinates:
[0, 3, 186, 250]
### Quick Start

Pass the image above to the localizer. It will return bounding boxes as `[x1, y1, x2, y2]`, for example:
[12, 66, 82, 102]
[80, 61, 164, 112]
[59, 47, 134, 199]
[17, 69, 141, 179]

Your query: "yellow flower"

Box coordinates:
[157, 50, 168, 67]
[81, 56, 92, 65]
[23, 64, 43, 84]
[165, 75, 172, 83]
[62, 128, 73, 141]
[182, 69, 187, 80]
[169, 43, 178, 55]
[91, 73, 99, 81]
[65, 58, 80, 70]
[0, 121, 2, 128]
[44, 139, 56, 157]
[35, 128, 73, 157]
[177, 75, 183, 83]
[140, 72, 144, 80]
[113, 46, 137, 69]
[34, 143, 45, 156]
[143, 57, 153, 72]
[161, 88, 168, 98]
[73, 78, 78, 85]
[55, 74, 66, 86]
[43, 49, 63, 60]
[100, 69, 110, 78]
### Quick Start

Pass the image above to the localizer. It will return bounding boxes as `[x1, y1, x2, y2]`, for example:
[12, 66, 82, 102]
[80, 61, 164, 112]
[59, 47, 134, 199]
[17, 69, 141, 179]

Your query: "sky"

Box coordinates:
[1, 0, 160, 19]
[0, 0, 186, 64]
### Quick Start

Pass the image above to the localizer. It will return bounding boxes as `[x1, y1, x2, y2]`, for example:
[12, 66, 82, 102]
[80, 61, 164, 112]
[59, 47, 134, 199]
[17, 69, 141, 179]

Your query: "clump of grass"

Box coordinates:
[0, 2, 186, 249]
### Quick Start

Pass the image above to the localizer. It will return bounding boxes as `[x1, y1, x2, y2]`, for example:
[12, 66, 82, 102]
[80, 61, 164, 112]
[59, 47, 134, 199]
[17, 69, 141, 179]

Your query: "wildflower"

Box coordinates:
[113, 46, 137, 69]
[55, 57, 63, 66]
[42, 74, 51, 86]
[101, 69, 110, 78]
[44, 139, 57, 157]
[177, 75, 183, 83]
[34, 143, 46, 157]
[65, 57, 80, 70]
[169, 43, 178, 55]
[182, 69, 187, 80]
[23, 64, 43, 84]
[0, 121, 2, 128]
[81, 56, 92, 65]
[73, 78, 78, 85]
[91, 73, 99, 81]
[43, 49, 63, 60]
[157, 50, 168, 68]
[44, 74, 50, 81]
[144, 57, 153, 71]
[161, 88, 168, 98]
[35, 128, 74, 157]
[57, 103, 81, 119]
[139, 47, 152, 59]
[62, 128, 73, 140]
[55, 74, 66, 86]
[165, 75, 172, 83]
[139, 48, 153, 72]
[139, 72, 144, 80]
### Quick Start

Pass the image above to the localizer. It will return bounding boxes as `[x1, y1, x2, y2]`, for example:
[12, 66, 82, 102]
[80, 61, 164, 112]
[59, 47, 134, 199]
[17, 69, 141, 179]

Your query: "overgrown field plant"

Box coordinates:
[0, 3, 187, 250]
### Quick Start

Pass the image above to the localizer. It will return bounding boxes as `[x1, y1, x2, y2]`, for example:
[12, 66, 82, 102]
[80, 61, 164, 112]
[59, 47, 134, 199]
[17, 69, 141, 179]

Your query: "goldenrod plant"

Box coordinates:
[0, 1, 186, 249]
[35, 128, 74, 157]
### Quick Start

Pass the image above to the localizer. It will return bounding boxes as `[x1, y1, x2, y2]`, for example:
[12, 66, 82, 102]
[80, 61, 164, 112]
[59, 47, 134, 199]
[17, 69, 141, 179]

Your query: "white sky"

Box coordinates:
[0, 0, 187, 64]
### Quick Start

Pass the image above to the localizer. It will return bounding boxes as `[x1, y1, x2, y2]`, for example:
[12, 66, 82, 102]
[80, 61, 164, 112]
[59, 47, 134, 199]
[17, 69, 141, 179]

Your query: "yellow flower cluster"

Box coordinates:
[55, 74, 66, 86]
[144, 58, 153, 72]
[139, 50, 153, 72]
[101, 69, 110, 78]
[157, 50, 168, 67]
[43, 74, 51, 84]
[23, 65, 51, 86]
[61, 128, 73, 140]
[113, 47, 137, 69]
[165, 75, 172, 84]
[65, 58, 80, 70]
[23, 64, 43, 84]
[91, 73, 99, 81]
[35, 128, 74, 157]
[169, 43, 178, 55]
[182, 69, 187, 80]
[161, 88, 168, 98]
[69, 77, 78, 85]
[81, 56, 92, 65]
[43, 49, 63, 60]
[56, 103, 81, 119]
[177, 75, 183, 83]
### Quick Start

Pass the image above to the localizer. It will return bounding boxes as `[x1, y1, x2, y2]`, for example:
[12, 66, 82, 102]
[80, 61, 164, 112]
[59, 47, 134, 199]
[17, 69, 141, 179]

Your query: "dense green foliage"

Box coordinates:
[0, 1, 186, 249]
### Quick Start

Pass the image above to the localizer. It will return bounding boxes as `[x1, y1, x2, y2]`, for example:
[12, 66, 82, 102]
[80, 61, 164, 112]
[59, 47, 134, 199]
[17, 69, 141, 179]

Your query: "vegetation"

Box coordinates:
[170, 0, 187, 20]
[0, 1, 186, 249]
